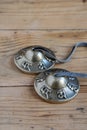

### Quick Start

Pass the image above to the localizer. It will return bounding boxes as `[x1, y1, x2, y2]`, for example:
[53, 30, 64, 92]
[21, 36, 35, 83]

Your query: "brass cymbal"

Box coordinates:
[14, 45, 56, 73]
[34, 69, 80, 103]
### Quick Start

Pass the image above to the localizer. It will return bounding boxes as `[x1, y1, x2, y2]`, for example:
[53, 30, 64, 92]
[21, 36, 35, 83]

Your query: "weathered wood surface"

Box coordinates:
[0, 0, 87, 130]
[0, 0, 87, 29]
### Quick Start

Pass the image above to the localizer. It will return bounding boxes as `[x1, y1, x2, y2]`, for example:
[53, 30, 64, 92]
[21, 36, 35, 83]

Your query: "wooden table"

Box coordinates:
[0, 0, 87, 130]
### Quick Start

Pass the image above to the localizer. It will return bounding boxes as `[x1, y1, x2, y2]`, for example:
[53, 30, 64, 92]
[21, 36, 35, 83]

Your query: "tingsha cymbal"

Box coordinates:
[34, 69, 80, 103]
[14, 45, 56, 73]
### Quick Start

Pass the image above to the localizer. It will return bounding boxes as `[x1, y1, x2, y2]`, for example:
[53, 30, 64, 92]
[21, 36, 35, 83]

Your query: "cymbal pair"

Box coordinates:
[14, 42, 87, 103]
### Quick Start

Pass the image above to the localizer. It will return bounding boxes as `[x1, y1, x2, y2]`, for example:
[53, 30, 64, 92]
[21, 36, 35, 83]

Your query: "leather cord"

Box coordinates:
[56, 42, 87, 63]
[55, 42, 87, 78]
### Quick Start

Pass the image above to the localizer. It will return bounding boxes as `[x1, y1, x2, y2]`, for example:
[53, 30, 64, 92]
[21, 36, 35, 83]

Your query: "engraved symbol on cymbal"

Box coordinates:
[57, 89, 67, 99]
[67, 83, 78, 93]
[36, 77, 44, 82]
[22, 61, 32, 71]
[15, 55, 23, 60]
[38, 62, 46, 70]
[40, 86, 52, 99]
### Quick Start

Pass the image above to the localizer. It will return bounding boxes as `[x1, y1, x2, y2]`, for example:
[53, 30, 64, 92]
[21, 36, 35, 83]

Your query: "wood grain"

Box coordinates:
[0, 0, 87, 130]
[0, 87, 86, 130]
[0, 0, 87, 29]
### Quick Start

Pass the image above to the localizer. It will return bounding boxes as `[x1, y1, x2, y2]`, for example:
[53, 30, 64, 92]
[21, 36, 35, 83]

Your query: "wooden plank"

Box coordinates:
[0, 30, 87, 86]
[0, 0, 87, 29]
[0, 87, 86, 130]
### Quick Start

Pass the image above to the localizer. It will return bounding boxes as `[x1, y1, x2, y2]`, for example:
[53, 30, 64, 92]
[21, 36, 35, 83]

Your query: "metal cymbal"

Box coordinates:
[34, 69, 80, 103]
[14, 45, 56, 73]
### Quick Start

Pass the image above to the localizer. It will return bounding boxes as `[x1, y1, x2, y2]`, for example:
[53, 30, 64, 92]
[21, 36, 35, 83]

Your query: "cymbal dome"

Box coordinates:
[46, 74, 68, 90]
[25, 49, 44, 62]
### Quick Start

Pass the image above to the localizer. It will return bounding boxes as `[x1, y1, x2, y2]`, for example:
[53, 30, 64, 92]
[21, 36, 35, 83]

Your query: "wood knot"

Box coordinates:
[82, 0, 87, 3]
[76, 107, 85, 113]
